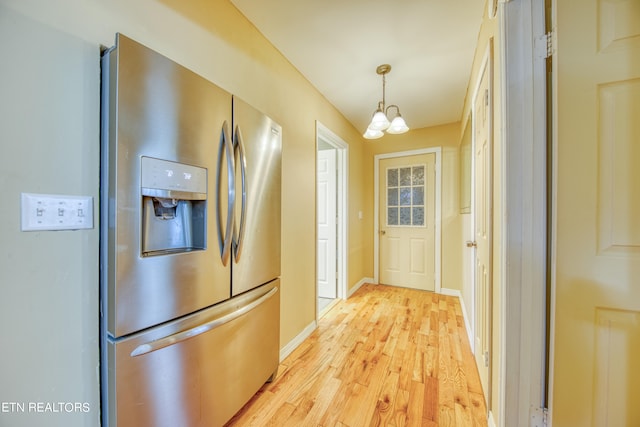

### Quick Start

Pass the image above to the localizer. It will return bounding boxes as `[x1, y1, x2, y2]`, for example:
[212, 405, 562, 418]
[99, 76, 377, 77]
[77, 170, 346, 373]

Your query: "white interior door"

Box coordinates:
[473, 53, 492, 401]
[317, 148, 337, 299]
[552, 0, 640, 425]
[379, 153, 435, 291]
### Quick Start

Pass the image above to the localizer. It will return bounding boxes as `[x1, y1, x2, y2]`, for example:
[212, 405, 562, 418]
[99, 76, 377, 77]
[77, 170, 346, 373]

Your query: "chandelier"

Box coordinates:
[363, 64, 409, 139]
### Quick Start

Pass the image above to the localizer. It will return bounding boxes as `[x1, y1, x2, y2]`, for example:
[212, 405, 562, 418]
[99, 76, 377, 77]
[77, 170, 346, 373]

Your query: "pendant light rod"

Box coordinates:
[377, 64, 390, 111]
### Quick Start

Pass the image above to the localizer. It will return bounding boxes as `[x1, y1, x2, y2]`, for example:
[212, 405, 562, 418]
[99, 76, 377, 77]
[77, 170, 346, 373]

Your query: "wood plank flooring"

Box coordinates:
[226, 283, 487, 427]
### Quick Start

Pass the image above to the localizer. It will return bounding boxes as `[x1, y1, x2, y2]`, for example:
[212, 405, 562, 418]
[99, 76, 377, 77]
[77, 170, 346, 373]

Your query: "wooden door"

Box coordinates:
[379, 153, 436, 291]
[553, 0, 640, 425]
[317, 148, 337, 299]
[473, 54, 492, 401]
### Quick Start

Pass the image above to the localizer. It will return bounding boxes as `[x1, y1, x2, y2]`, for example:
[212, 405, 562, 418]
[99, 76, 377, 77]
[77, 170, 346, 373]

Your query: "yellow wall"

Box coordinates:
[0, 1, 368, 425]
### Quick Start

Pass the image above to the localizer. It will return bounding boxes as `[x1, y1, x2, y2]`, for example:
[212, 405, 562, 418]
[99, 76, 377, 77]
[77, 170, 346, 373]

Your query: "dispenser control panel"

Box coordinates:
[141, 157, 207, 195]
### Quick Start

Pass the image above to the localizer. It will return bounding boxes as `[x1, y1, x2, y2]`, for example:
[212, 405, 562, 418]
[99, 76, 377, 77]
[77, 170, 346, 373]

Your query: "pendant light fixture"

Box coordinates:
[363, 64, 409, 139]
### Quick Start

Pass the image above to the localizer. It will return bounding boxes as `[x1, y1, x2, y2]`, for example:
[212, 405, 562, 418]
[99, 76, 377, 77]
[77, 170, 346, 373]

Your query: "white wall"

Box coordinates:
[0, 6, 101, 426]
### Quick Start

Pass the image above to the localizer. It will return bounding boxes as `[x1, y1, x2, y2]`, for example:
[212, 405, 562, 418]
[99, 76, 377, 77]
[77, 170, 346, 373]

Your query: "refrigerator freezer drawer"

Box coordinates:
[105, 280, 280, 427]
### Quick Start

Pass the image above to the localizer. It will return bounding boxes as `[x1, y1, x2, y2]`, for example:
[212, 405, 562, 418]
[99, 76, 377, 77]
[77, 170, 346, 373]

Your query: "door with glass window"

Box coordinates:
[379, 153, 435, 291]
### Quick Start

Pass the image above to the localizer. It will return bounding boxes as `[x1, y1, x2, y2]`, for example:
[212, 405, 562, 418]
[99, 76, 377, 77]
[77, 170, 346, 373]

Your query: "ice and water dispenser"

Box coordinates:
[140, 156, 207, 256]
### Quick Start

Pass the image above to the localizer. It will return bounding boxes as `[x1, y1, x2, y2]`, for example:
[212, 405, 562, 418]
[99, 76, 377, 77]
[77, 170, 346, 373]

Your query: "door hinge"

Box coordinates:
[530, 406, 548, 427]
[535, 30, 555, 59]
[483, 351, 489, 367]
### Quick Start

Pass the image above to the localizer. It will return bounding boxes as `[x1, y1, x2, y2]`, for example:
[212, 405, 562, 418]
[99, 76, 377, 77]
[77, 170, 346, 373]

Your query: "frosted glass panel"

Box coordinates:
[400, 167, 412, 186]
[388, 169, 398, 187]
[388, 188, 398, 206]
[412, 166, 425, 185]
[400, 188, 412, 206]
[388, 207, 399, 225]
[400, 207, 411, 225]
[412, 187, 424, 205]
[386, 164, 427, 227]
[413, 207, 424, 226]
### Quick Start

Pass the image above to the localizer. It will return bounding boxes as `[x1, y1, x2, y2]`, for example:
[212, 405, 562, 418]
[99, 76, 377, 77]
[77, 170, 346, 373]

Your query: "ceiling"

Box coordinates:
[230, 0, 485, 135]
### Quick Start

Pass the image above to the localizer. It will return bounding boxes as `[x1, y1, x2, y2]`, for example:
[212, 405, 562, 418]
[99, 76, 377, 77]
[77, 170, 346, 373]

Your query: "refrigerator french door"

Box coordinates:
[100, 34, 281, 427]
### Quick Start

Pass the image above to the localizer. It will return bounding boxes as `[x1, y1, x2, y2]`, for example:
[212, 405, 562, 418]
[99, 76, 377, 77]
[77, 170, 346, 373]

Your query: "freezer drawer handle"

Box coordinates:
[130, 286, 278, 357]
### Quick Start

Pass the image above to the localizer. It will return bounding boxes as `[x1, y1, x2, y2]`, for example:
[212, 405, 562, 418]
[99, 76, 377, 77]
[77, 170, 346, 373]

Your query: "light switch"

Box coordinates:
[21, 193, 93, 231]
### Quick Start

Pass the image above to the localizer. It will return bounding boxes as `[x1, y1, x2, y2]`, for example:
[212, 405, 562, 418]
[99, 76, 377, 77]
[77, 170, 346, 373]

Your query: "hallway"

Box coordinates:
[227, 284, 487, 426]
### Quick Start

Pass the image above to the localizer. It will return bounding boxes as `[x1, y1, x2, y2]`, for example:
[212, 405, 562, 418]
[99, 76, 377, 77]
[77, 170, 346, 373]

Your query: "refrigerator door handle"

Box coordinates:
[130, 286, 278, 357]
[217, 121, 235, 266]
[233, 125, 248, 262]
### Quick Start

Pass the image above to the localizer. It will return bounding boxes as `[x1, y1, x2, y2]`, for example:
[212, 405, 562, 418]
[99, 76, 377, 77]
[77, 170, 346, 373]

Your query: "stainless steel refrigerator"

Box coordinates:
[99, 34, 281, 427]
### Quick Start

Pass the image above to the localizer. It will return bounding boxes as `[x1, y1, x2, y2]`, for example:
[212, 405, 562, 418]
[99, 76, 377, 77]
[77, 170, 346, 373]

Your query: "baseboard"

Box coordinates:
[279, 320, 317, 362]
[347, 277, 375, 297]
[438, 287, 460, 297]
[439, 288, 473, 350]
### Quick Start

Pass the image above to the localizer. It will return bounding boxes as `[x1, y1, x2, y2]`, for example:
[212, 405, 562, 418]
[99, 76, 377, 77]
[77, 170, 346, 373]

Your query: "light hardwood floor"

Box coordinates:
[226, 283, 487, 426]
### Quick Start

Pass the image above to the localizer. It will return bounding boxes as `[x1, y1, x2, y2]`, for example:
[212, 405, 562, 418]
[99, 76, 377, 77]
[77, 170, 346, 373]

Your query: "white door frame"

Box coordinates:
[498, 0, 548, 425]
[316, 122, 349, 303]
[374, 148, 442, 293]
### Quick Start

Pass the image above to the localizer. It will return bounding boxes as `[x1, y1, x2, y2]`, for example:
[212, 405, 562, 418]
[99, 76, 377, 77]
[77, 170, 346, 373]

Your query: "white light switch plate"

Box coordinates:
[21, 193, 94, 231]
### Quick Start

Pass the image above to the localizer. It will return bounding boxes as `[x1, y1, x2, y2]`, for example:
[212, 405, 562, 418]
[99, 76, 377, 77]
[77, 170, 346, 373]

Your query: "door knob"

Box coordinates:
[380, 230, 386, 235]
[466, 240, 477, 248]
